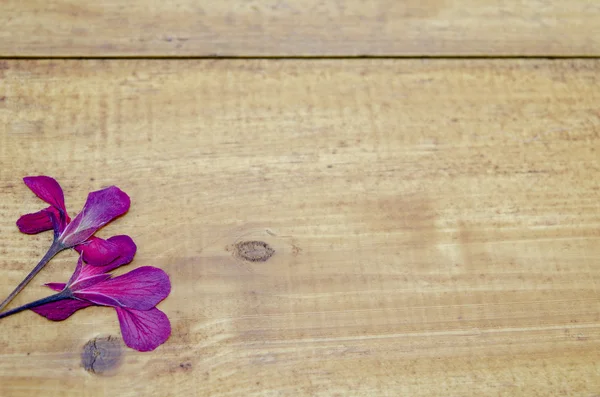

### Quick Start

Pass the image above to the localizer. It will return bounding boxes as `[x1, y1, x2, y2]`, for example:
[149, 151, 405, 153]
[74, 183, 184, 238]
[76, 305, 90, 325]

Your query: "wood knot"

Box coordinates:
[232, 241, 275, 262]
[81, 335, 122, 375]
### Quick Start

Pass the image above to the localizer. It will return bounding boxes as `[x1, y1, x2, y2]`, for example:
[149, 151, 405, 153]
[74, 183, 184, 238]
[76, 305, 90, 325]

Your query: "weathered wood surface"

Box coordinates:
[1, 1, 600, 56]
[0, 60, 599, 396]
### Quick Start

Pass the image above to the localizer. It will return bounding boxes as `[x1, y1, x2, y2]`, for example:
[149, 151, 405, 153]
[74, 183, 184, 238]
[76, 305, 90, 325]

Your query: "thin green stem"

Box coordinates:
[0, 290, 70, 319]
[0, 241, 64, 312]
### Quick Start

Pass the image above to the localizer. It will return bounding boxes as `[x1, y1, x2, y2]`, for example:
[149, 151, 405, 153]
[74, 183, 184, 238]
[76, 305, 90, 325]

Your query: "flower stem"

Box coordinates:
[0, 291, 69, 319]
[0, 241, 64, 312]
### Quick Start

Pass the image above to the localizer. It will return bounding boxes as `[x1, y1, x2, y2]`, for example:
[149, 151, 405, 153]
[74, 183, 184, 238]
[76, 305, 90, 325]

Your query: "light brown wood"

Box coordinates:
[0, 59, 600, 396]
[2, 1, 600, 56]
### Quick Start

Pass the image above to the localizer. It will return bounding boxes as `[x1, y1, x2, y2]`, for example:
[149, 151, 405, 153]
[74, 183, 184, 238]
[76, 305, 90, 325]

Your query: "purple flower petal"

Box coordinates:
[76, 235, 137, 274]
[75, 267, 170, 310]
[60, 254, 113, 292]
[116, 307, 171, 352]
[71, 292, 123, 307]
[99, 235, 137, 271]
[45, 282, 67, 291]
[23, 176, 66, 213]
[65, 255, 85, 286]
[75, 237, 122, 266]
[17, 206, 71, 236]
[58, 186, 130, 247]
[16, 208, 55, 234]
[31, 299, 93, 321]
[69, 274, 112, 291]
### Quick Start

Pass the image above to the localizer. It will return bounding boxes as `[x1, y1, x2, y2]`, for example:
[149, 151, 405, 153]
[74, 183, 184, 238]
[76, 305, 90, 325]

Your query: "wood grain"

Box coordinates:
[1, 1, 600, 56]
[0, 59, 600, 396]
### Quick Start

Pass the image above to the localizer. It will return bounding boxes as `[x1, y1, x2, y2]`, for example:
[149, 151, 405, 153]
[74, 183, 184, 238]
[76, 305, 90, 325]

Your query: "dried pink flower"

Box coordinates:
[1, 176, 131, 311]
[0, 237, 172, 352]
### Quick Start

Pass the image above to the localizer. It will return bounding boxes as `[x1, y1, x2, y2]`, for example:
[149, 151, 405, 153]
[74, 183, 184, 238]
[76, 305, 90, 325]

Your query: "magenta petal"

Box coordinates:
[71, 292, 122, 307]
[58, 186, 130, 247]
[17, 206, 70, 235]
[78, 235, 137, 277]
[31, 299, 93, 321]
[101, 235, 137, 270]
[16, 209, 54, 234]
[65, 255, 85, 286]
[116, 307, 171, 352]
[76, 237, 122, 266]
[65, 254, 113, 291]
[45, 282, 67, 292]
[23, 176, 66, 213]
[75, 267, 170, 310]
[69, 274, 111, 291]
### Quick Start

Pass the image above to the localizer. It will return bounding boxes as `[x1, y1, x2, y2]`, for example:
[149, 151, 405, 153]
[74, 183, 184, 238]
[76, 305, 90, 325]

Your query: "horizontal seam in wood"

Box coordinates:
[1, 55, 600, 60]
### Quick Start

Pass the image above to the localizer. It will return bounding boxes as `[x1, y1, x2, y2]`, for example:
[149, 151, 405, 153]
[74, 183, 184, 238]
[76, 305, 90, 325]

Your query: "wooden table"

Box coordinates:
[1, 2, 599, 396]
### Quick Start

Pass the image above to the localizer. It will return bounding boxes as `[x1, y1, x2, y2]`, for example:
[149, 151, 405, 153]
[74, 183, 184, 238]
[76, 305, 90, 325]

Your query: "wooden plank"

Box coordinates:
[1, 1, 600, 56]
[0, 59, 600, 396]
